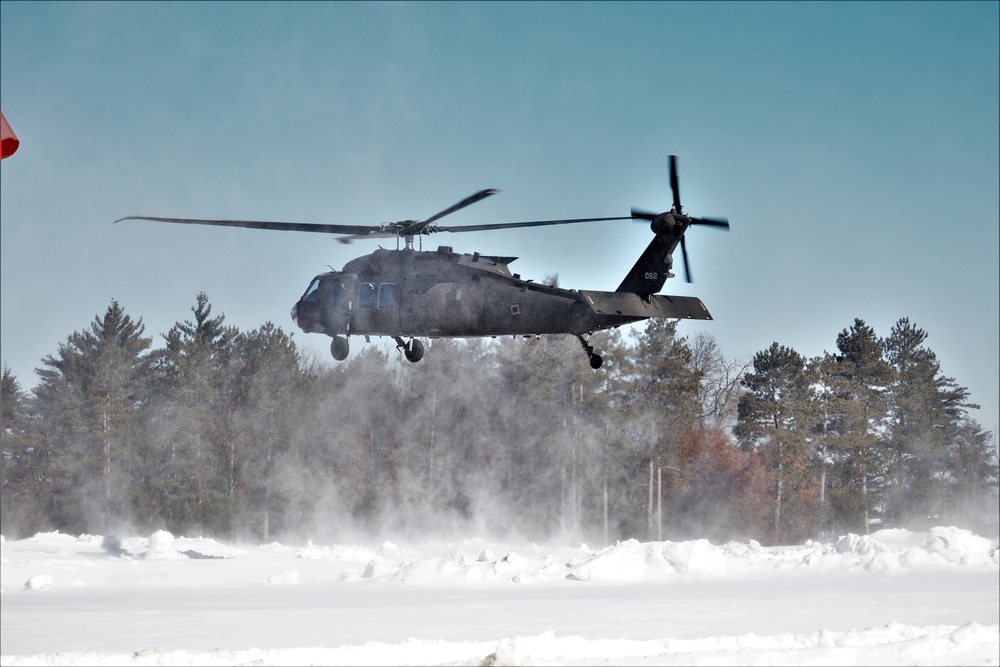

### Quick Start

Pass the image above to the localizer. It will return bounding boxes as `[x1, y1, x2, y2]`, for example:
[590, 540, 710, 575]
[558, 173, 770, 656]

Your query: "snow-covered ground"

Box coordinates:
[1, 527, 997, 666]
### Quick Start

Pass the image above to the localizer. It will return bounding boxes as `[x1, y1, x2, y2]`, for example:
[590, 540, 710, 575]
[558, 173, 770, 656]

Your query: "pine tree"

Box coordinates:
[144, 293, 239, 534]
[805, 351, 854, 535]
[882, 318, 960, 525]
[31, 301, 153, 531]
[228, 322, 308, 540]
[494, 334, 610, 539]
[391, 338, 500, 534]
[830, 318, 892, 534]
[735, 342, 817, 541]
[605, 319, 702, 540]
[1, 365, 39, 534]
[946, 420, 999, 531]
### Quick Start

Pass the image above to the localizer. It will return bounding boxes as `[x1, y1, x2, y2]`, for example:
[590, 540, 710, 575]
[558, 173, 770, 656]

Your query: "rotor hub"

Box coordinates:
[650, 211, 684, 236]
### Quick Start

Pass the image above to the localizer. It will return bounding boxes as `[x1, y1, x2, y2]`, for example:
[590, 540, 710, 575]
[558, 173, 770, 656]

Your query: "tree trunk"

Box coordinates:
[657, 465, 662, 541]
[647, 458, 654, 539]
[603, 475, 609, 546]
[774, 439, 783, 535]
[102, 398, 111, 499]
[862, 452, 870, 534]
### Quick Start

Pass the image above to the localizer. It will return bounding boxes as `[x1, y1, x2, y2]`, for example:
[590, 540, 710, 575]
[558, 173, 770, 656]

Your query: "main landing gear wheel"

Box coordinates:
[330, 336, 350, 361]
[394, 336, 425, 363]
[577, 334, 603, 369]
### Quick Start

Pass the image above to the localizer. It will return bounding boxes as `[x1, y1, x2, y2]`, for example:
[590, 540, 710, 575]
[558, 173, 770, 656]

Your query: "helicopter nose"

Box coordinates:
[290, 302, 298, 326]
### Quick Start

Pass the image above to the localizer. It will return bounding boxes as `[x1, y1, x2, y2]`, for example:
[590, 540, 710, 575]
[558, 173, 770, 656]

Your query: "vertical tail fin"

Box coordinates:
[616, 213, 684, 297]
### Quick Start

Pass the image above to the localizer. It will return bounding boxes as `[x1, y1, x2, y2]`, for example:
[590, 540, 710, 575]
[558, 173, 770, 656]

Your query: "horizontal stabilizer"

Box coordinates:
[580, 291, 712, 321]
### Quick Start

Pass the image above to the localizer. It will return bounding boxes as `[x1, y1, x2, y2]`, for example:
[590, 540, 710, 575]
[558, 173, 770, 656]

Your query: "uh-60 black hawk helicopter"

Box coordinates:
[116, 155, 728, 369]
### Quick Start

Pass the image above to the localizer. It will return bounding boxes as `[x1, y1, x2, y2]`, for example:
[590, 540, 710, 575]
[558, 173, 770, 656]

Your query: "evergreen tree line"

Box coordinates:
[2, 295, 996, 544]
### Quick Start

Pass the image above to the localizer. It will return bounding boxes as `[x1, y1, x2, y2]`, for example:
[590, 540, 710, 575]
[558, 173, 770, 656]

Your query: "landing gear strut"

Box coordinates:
[394, 336, 425, 363]
[330, 335, 350, 361]
[577, 334, 603, 369]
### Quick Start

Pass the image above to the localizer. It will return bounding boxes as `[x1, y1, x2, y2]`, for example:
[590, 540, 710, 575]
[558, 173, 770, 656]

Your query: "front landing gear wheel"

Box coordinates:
[405, 338, 424, 363]
[589, 353, 603, 369]
[394, 336, 425, 363]
[330, 336, 350, 361]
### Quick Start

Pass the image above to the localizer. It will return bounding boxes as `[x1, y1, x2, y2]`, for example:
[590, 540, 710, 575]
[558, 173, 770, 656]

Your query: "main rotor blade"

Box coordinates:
[435, 215, 631, 233]
[114, 215, 379, 236]
[631, 208, 658, 222]
[420, 189, 500, 226]
[334, 231, 401, 244]
[669, 155, 681, 213]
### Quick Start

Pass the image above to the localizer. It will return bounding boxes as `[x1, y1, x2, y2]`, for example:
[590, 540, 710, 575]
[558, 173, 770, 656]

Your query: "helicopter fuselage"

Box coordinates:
[291, 246, 711, 343]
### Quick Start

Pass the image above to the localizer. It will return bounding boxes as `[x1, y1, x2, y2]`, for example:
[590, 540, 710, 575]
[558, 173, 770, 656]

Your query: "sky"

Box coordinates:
[1, 2, 997, 433]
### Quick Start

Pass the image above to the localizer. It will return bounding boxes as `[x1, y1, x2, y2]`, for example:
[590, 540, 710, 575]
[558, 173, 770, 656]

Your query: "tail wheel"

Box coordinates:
[577, 334, 603, 370]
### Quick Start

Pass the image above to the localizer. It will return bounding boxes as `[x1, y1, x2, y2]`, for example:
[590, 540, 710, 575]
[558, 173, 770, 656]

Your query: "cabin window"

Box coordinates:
[358, 283, 375, 308]
[328, 280, 342, 307]
[377, 283, 397, 309]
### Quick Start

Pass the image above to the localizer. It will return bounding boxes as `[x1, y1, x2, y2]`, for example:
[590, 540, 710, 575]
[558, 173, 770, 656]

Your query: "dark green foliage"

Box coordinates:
[1, 365, 39, 530]
[140, 293, 241, 535]
[882, 318, 960, 526]
[737, 317, 997, 540]
[828, 319, 893, 533]
[947, 420, 999, 534]
[735, 343, 817, 543]
[23, 301, 153, 533]
[2, 303, 995, 545]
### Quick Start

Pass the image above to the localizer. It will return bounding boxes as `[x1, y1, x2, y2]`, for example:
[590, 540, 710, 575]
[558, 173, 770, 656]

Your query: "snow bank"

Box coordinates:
[828, 526, 999, 572]
[22, 574, 52, 591]
[1, 525, 997, 592]
[349, 526, 996, 583]
[566, 538, 726, 581]
[925, 526, 1000, 567]
[2, 526, 997, 665]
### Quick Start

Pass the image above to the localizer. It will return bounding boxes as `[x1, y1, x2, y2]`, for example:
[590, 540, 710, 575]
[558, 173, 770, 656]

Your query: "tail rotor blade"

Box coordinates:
[669, 155, 681, 213]
[680, 235, 692, 283]
[690, 216, 730, 230]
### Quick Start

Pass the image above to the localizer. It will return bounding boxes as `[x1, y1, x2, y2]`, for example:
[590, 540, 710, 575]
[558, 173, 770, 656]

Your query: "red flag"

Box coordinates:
[1, 109, 20, 159]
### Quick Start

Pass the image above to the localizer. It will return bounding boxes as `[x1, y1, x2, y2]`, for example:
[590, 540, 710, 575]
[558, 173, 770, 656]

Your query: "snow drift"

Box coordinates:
[1, 527, 997, 665]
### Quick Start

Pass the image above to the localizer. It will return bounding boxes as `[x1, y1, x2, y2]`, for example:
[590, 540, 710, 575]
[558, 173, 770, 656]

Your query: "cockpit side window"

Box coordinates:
[377, 283, 396, 309]
[358, 283, 375, 308]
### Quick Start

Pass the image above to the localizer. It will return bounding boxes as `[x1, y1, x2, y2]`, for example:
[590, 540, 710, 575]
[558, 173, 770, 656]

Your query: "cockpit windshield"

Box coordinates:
[302, 278, 321, 302]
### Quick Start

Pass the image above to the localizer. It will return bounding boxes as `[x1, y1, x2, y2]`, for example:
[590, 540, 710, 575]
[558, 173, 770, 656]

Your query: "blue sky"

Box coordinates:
[2, 1, 997, 432]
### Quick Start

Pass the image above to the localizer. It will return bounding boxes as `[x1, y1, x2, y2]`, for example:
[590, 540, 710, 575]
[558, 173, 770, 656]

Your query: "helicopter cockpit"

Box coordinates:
[291, 271, 352, 335]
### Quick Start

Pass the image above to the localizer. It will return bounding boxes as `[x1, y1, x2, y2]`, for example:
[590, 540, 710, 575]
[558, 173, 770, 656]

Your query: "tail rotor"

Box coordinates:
[630, 155, 729, 283]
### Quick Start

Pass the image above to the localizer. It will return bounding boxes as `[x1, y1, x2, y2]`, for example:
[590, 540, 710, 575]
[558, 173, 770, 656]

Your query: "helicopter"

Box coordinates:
[116, 155, 728, 369]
